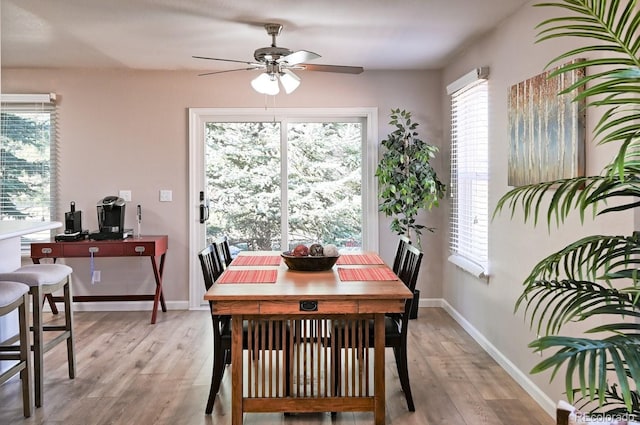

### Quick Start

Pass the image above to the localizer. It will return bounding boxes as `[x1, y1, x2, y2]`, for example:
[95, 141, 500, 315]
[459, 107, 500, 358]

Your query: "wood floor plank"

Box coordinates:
[0, 308, 554, 425]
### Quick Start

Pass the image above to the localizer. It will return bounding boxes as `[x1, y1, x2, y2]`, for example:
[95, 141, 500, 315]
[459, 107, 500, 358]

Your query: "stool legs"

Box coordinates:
[30, 276, 75, 407]
[0, 284, 32, 418]
[31, 284, 44, 408]
[18, 292, 32, 417]
[63, 279, 76, 379]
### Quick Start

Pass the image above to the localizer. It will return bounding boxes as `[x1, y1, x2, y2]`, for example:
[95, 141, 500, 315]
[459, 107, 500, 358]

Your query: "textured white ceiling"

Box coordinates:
[2, 0, 529, 71]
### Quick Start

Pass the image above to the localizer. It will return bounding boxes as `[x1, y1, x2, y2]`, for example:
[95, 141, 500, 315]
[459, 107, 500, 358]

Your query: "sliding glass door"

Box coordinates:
[188, 108, 378, 308]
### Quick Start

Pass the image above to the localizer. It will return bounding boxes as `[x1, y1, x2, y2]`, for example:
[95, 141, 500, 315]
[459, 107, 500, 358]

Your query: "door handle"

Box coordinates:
[199, 191, 209, 224]
[199, 203, 209, 223]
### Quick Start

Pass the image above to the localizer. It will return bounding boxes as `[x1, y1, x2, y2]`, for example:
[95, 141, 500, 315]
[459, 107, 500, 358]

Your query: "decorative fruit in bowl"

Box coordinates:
[309, 243, 324, 256]
[322, 244, 339, 257]
[293, 244, 309, 256]
[282, 243, 339, 271]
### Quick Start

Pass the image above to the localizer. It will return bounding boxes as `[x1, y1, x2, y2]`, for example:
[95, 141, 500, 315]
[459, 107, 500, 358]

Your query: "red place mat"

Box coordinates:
[338, 267, 398, 282]
[336, 254, 385, 265]
[231, 255, 282, 266]
[218, 269, 277, 284]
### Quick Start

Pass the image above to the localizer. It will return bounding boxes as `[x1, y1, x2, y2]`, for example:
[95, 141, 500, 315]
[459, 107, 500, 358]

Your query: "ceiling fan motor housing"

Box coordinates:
[254, 46, 293, 63]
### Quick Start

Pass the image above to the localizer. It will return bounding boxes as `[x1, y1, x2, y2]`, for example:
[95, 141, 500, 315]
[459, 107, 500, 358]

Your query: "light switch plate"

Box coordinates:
[159, 189, 172, 202]
[119, 190, 132, 202]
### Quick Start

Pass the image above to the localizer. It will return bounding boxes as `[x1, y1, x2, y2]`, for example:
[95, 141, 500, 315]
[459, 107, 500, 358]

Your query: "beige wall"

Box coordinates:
[442, 0, 633, 412]
[1, 68, 446, 303]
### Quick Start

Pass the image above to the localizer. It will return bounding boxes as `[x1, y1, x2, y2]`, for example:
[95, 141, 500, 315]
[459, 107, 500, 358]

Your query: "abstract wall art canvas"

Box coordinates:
[507, 60, 586, 186]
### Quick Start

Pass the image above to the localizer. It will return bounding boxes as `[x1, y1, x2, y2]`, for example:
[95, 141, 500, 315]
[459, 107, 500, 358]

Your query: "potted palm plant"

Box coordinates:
[495, 0, 640, 417]
[376, 108, 446, 245]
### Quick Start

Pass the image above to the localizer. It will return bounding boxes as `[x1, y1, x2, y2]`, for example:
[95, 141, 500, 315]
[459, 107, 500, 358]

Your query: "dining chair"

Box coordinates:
[198, 244, 290, 414]
[198, 243, 227, 413]
[391, 235, 413, 321]
[212, 236, 233, 267]
[0, 263, 75, 408]
[331, 243, 423, 411]
[392, 235, 412, 274]
[0, 281, 32, 417]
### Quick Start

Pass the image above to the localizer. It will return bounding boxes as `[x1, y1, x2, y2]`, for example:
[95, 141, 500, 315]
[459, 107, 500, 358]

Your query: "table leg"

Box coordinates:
[232, 315, 244, 425]
[149, 253, 166, 324]
[157, 253, 167, 312]
[374, 313, 385, 425]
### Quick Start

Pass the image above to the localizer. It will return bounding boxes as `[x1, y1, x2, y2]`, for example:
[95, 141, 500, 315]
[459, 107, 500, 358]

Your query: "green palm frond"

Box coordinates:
[529, 334, 640, 408]
[609, 136, 640, 180]
[516, 279, 638, 336]
[493, 170, 640, 226]
[522, 234, 640, 284]
[535, 0, 640, 63]
[534, 0, 640, 149]
[572, 384, 640, 419]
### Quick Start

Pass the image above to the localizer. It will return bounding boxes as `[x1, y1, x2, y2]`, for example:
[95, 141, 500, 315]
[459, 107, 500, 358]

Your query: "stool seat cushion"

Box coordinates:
[0, 280, 29, 308]
[0, 264, 73, 287]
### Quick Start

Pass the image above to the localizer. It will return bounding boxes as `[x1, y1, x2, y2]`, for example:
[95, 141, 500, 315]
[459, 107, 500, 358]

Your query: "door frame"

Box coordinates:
[188, 107, 378, 310]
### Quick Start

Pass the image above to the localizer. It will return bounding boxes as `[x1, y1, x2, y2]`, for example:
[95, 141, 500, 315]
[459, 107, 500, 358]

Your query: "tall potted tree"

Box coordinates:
[495, 0, 640, 417]
[376, 108, 446, 245]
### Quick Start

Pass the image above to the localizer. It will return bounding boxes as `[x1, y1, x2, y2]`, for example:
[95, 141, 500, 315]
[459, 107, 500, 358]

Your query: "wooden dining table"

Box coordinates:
[203, 251, 413, 425]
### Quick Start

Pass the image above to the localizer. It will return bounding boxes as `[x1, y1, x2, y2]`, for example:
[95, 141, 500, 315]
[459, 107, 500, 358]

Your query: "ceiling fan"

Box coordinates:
[193, 23, 364, 95]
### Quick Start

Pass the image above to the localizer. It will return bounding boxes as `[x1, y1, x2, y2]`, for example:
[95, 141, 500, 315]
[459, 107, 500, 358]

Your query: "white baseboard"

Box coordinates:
[418, 298, 556, 418]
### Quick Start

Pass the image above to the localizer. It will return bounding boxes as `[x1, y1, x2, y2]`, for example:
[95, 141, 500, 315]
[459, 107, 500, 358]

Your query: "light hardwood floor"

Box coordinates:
[0, 308, 554, 425]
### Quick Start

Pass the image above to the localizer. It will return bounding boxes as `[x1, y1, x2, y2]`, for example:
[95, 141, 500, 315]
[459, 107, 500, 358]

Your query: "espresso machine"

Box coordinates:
[55, 201, 87, 241]
[65, 201, 82, 234]
[89, 196, 128, 240]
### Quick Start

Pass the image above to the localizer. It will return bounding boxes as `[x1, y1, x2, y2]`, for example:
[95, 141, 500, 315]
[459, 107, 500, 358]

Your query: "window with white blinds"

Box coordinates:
[447, 69, 489, 279]
[0, 94, 58, 251]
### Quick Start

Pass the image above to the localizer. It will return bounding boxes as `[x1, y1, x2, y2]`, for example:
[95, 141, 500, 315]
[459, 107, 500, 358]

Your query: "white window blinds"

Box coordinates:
[447, 69, 489, 279]
[0, 93, 58, 251]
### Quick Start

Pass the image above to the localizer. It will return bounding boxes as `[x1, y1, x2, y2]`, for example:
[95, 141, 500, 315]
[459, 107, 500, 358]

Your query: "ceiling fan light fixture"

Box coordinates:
[251, 72, 279, 95]
[279, 69, 301, 94]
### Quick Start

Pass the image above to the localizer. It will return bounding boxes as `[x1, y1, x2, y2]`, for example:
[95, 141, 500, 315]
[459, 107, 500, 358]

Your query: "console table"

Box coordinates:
[30, 235, 168, 324]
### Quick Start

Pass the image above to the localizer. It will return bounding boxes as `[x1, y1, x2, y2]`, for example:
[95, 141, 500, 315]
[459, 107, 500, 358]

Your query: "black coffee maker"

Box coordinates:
[55, 201, 87, 241]
[90, 196, 126, 240]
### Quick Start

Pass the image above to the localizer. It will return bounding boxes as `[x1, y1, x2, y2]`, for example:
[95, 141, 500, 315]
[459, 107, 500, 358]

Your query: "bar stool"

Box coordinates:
[0, 264, 75, 407]
[0, 281, 32, 417]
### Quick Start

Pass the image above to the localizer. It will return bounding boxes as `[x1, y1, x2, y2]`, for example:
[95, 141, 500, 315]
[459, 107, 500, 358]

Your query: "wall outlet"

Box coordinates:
[119, 190, 132, 202]
[159, 189, 172, 202]
[92, 270, 101, 282]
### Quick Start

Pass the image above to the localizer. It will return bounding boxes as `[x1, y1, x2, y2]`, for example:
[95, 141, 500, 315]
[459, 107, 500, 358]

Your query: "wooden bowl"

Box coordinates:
[281, 253, 339, 271]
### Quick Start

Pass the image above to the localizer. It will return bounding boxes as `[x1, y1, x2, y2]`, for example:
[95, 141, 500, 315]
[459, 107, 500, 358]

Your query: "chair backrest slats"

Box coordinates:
[212, 236, 233, 267]
[396, 244, 423, 318]
[198, 244, 224, 291]
[392, 235, 412, 274]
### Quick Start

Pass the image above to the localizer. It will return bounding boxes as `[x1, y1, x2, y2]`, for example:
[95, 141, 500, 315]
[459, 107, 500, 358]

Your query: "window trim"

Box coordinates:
[447, 69, 490, 280]
[0, 93, 59, 254]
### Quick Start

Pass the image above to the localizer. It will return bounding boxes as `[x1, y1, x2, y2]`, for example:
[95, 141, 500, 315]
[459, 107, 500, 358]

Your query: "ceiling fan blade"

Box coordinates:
[280, 50, 320, 66]
[300, 64, 364, 74]
[198, 67, 263, 76]
[193, 55, 261, 67]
